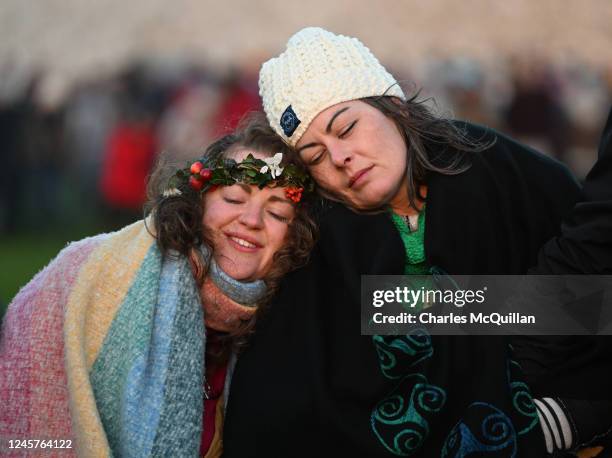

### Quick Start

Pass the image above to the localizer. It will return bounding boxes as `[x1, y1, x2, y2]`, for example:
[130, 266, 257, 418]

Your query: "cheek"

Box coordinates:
[201, 202, 220, 230]
[201, 207, 214, 229]
[310, 165, 342, 193]
[202, 198, 234, 233]
[266, 223, 290, 254]
[309, 166, 329, 185]
[384, 126, 407, 163]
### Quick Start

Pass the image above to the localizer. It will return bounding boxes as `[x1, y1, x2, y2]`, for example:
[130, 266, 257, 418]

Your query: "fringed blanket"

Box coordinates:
[0, 220, 231, 457]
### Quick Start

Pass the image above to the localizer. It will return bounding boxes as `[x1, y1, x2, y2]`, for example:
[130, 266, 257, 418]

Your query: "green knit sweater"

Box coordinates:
[390, 208, 429, 275]
[390, 208, 431, 311]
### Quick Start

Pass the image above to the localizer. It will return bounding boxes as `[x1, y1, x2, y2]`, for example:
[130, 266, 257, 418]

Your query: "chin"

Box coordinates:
[215, 258, 252, 281]
[230, 270, 258, 282]
[351, 193, 390, 211]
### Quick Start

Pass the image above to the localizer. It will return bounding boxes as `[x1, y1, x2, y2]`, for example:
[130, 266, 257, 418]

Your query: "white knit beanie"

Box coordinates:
[259, 27, 405, 146]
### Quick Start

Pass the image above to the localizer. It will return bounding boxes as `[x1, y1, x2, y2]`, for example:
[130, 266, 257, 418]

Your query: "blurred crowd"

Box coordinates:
[0, 60, 261, 235]
[1, 55, 611, 236]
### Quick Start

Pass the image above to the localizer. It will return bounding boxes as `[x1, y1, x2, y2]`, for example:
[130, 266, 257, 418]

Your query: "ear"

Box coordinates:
[388, 96, 404, 107]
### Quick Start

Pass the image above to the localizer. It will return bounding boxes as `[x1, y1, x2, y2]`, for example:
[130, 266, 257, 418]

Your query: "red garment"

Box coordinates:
[200, 332, 229, 456]
[212, 79, 261, 136]
[99, 121, 157, 209]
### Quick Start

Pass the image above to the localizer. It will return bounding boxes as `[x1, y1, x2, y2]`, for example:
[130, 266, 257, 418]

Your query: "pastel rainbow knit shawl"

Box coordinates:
[0, 220, 231, 457]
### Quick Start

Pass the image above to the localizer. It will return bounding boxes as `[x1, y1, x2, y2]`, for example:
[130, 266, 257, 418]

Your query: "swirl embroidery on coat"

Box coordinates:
[371, 328, 446, 456]
[441, 402, 517, 458]
[506, 359, 539, 436]
[372, 329, 433, 380]
[371, 374, 447, 456]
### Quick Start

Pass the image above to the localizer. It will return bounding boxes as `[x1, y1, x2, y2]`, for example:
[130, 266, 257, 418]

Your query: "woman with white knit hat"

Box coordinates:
[223, 27, 612, 457]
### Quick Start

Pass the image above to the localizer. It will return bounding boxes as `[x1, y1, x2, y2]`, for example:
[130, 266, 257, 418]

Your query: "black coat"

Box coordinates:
[223, 124, 580, 457]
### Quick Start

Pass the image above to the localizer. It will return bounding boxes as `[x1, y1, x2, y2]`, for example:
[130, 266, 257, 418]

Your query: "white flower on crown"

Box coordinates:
[259, 153, 284, 179]
[162, 187, 182, 197]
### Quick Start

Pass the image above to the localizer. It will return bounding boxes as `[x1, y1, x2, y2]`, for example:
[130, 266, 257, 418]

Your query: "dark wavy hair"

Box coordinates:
[309, 92, 493, 211]
[145, 113, 318, 361]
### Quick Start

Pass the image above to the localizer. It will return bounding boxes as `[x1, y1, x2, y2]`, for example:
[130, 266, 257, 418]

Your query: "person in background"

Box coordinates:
[512, 107, 612, 457]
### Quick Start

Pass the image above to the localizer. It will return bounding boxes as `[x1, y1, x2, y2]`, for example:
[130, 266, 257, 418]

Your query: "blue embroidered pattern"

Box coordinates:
[441, 403, 517, 458]
[438, 352, 538, 456]
[280, 105, 301, 137]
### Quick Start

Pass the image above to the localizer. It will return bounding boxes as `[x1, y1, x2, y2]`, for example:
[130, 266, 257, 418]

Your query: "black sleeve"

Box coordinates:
[531, 107, 612, 274]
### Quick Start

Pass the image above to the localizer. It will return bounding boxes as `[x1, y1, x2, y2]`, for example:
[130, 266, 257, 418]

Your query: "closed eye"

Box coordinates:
[309, 149, 327, 166]
[268, 211, 290, 223]
[223, 198, 243, 204]
[339, 120, 357, 138]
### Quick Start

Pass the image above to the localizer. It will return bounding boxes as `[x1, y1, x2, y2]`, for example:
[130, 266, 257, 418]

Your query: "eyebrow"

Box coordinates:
[237, 183, 252, 193]
[268, 195, 293, 205]
[296, 106, 350, 153]
[326, 106, 350, 134]
[235, 183, 292, 204]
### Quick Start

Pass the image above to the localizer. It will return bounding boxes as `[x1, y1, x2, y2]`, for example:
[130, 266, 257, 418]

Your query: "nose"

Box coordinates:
[238, 202, 264, 229]
[328, 143, 353, 167]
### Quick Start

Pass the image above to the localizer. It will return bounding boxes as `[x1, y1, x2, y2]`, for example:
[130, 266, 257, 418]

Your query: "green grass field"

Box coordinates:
[0, 235, 68, 317]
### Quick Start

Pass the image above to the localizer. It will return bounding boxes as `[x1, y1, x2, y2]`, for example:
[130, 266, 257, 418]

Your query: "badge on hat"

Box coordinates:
[280, 105, 301, 137]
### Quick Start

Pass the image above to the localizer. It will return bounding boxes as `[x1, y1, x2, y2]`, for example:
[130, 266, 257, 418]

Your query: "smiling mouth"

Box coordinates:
[231, 236, 257, 248]
[225, 232, 263, 252]
[348, 166, 374, 188]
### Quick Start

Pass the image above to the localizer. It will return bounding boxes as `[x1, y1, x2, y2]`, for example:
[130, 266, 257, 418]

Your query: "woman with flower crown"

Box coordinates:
[0, 114, 316, 457]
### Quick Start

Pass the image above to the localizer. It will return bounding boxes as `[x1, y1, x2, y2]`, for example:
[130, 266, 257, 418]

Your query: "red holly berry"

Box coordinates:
[189, 175, 204, 191]
[285, 186, 304, 203]
[190, 161, 203, 175]
[199, 168, 212, 181]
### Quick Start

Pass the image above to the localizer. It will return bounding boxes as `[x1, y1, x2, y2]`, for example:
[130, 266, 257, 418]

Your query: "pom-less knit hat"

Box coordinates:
[259, 27, 406, 146]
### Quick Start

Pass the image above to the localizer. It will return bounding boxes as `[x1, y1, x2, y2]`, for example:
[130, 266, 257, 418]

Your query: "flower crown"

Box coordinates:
[164, 153, 313, 203]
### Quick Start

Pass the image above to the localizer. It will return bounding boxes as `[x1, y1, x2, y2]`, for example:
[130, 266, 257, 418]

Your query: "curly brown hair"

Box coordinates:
[145, 113, 318, 361]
